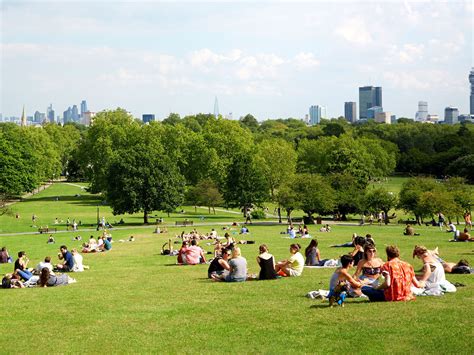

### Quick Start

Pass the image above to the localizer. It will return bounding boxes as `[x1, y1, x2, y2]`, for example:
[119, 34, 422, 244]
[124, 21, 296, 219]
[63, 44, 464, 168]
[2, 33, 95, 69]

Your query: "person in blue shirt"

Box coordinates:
[56, 245, 75, 272]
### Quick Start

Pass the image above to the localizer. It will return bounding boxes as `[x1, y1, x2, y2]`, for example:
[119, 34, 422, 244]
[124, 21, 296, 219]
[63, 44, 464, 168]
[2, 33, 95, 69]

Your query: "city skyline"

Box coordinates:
[1, 1, 472, 120]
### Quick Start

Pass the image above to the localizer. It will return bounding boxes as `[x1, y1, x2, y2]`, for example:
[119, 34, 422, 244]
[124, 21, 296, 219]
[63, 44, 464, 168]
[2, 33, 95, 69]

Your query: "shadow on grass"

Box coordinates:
[21, 195, 102, 204]
[309, 300, 370, 309]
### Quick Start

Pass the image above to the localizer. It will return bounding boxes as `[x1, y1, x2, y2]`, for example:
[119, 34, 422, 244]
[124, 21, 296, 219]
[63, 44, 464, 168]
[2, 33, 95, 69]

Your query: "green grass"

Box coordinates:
[0, 182, 473, 353]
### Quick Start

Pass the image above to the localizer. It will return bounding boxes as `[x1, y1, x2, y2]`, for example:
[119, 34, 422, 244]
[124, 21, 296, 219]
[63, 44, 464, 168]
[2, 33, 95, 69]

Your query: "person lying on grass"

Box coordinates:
[208, 247, 231, 279]
[38, 268, 76, 287]
[362, 245, 424, 302]
[427, 247, 473, 274]
[212, 247, 247, 282]
[1, 274, 24, 289]
[449, 228, 473, 242]
[275, 243, 304, 277]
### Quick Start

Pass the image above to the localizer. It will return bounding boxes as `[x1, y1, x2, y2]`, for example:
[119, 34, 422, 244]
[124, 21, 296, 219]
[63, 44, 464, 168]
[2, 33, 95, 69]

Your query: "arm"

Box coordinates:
[341, 269, 362, 288]
[417, 263, 431, 282]
[316, 249, 321, 263]
[200, 250, 207, 263]
[219, 259, 231, 271]
[354, 260, 364, 278]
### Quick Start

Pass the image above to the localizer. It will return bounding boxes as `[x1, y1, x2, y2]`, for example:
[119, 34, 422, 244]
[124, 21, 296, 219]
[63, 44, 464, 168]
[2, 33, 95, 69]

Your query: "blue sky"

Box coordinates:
[1, 0, 473, 120]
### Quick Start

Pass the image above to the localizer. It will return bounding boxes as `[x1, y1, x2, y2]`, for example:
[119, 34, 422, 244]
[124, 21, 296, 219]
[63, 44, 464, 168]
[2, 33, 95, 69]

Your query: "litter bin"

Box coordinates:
[316, 216, 322, 225]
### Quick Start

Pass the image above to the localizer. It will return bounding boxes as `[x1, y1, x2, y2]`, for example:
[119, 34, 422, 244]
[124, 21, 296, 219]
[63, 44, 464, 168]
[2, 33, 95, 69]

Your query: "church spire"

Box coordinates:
[21, 105, 27, 127]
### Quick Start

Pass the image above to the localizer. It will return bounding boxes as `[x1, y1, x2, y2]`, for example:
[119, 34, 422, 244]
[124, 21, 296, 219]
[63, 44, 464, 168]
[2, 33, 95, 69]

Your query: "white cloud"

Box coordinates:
[334, 18, 372, 46]
[398, 44, 424, 63]
[293, 52, 320, 69]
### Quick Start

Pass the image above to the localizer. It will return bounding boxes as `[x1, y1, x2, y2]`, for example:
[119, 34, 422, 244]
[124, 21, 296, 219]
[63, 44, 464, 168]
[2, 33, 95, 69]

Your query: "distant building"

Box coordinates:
[142, 114, 155, 123]
[458, 114, 474, 123]
[80, 100, 88, 118]
[82, 111, 96, 126]
[309, 105, 326, 125]
[214, 97, 219, 119]
[344, 102, 357, 123]
[469, 68, 474, 114]
[426, 114, 439, 123]
[375, 112, 391, 124]
[47, 104, 55, 123]
[415, 101, 428, 122]
[367, 106, 383, 119]
[34, 111, 42, 123]
[444, 107, 459, 124]
[21, 106, 27, 127]
[359, 86, 382, 119]
[71, 105, 79, 122]
[63, 107, 73, 123]
[391, 115, 397, 124]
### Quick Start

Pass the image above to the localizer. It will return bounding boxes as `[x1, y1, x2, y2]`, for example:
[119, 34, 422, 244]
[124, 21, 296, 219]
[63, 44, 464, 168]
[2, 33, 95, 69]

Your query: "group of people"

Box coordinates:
[1, 245, 87, 289]
[81, 233, 113, 253]
[321, 238, 468, 305]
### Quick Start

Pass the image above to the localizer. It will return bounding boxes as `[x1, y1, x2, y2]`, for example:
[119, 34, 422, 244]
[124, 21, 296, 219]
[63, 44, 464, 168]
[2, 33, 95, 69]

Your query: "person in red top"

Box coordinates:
[362, 245, 424, 302]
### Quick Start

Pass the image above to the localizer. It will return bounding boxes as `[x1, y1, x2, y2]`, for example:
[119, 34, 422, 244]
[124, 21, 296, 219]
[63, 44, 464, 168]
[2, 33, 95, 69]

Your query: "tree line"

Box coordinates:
[1, 110, 472, 222]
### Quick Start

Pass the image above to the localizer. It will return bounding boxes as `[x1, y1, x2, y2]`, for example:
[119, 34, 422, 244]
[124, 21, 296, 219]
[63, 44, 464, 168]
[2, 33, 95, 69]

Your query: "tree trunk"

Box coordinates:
[144, 210, 148, 224]
[194, 205, 197, 213]
[383, 209, 389, 225]
[208, 206, 211, 214]
[278, 207, 281, 224]
[213, 207, 216, 214]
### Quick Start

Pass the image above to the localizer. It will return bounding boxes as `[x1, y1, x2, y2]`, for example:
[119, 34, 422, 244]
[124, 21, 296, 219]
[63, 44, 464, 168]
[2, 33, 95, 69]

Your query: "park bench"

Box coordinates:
[289, 217, 304, 223]
[175, 220, 194, 226]
[38, 227, 57, 234]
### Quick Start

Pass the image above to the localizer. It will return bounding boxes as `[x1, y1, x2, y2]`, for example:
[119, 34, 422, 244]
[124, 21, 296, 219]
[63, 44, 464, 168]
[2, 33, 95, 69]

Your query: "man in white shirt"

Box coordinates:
[36, 256, 53, 273]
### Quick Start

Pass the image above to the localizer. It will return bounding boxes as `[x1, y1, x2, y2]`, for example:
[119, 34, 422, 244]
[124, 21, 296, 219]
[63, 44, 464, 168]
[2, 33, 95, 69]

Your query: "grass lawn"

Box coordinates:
[0, 183, 473, 353]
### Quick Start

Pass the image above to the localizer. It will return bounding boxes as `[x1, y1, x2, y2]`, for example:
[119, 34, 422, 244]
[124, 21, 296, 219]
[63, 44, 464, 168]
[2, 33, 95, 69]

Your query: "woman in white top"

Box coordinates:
[412, 245, 455, 296]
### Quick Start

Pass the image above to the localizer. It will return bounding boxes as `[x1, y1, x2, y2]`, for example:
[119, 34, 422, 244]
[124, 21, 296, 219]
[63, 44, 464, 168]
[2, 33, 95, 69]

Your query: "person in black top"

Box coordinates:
[208, 248, 231, 278]
[256, 244, 277, 280]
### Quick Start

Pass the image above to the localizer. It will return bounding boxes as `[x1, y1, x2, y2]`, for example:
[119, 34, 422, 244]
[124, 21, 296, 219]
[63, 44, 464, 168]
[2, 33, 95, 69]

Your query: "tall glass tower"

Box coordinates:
[469, 68, 474, 115]
[359, 86, 382, 119]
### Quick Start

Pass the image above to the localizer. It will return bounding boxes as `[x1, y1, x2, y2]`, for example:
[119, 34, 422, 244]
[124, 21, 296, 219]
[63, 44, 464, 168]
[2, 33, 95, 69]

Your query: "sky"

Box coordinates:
[1, 0, 473, 120]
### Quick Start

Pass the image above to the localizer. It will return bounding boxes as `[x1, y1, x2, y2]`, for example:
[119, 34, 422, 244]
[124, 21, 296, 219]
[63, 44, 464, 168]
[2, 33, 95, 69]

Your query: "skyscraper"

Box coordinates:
[142, 114, 155, 123]
[21, 106, 27, 127]
[72, 105, 79, 122]
[47, 104, 55, 123]
[444, 107, 459, 124]
[344, 102, 357, 123]
[359, 86, 382, 119]
[309, 105, 326, 125]
[63, 107, 73, 123]
[415, 101, 428, 121]
[80, 100, 88, 117]
[469, 68, 474, 115]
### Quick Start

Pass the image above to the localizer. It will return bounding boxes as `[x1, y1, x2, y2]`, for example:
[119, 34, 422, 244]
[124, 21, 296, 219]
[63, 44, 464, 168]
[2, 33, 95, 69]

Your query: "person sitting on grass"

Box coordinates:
[404, 224, 420, 236]
[256, 244, 277, 280]
[47, 235, 55, 244]
[224, 233, 236, 250]
[0, 247, 12, 263]
[212, 247, 247, 282]
[353, 244, 384, 292]
[304, 239, 328, 266]
[38, 268, 76, 287]
[98, 236, 112, 251]
[177, 241, 188, 264]
[327, 255, 365, 305]
[56, 245, 75, 272]
[14, 251, 33, 281]
[184, 239, 206, 265]
[275, 244, 305, 277]
[350, 236, 367, 267]
[35, 256, 53, 274]
[208, 248, 231, 279]
[72, 249, 89, 272]
[361, 245, 424, 302]
[411, 245, 456, 296]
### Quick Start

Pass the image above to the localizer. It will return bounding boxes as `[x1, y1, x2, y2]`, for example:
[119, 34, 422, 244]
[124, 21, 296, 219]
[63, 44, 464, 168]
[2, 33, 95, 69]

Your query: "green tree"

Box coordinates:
[221, 150, 269, 217]
[398, 177, 439, 223]
[105, 142, 185, 224]
[364, 187, 397, 224]
[239, 114, 259, 132]
[193, 178, 224, 214]
[276, 183, 299, 222]
[257, 138, 297, 198]
[293, 173, 335, 222]
[328, 173, 366, 220]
